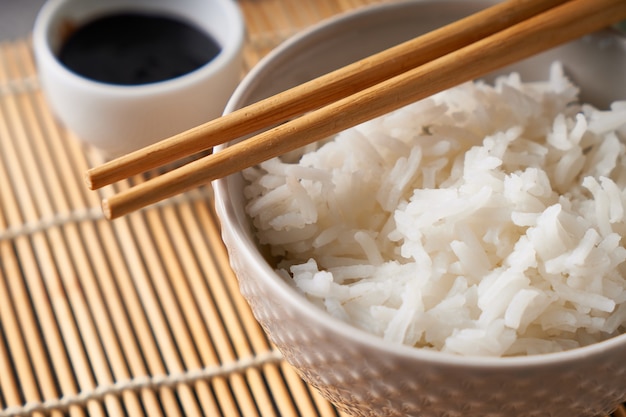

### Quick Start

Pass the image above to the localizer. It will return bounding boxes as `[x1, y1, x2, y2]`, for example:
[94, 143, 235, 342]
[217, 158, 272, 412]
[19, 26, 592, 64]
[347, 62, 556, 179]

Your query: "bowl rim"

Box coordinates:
[214, 0, 626, 370]
[32, 0, 245, 97]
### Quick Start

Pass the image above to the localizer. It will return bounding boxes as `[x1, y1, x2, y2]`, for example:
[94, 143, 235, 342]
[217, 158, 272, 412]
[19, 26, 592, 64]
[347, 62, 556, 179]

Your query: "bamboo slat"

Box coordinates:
[0, 0, 623, 416]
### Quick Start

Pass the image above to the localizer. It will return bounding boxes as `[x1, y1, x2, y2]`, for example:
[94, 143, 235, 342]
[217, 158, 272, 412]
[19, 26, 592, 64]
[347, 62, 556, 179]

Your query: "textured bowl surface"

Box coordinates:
[214, 1, 626, 416]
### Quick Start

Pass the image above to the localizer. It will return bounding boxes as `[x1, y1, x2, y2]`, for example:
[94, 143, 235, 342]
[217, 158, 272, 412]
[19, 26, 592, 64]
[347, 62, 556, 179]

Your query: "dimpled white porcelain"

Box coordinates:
[33, 0, 244, 157]
[213, 1, 626, 416]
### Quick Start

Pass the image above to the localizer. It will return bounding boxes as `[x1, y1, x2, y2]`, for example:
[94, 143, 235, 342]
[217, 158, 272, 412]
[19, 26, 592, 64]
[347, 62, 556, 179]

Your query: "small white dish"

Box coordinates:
[33, 0, 245, 157]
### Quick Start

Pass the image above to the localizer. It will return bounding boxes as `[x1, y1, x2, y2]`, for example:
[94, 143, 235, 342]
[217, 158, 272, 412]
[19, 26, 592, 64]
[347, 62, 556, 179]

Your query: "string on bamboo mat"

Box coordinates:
[0, 350, 284, 417]
[0, 187, 214, 242]
[0, 76, 38, 96]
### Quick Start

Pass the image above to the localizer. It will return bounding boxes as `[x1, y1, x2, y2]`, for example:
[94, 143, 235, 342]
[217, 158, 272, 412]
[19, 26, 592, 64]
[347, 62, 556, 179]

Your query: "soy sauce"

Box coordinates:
[58, 12, 221, 86]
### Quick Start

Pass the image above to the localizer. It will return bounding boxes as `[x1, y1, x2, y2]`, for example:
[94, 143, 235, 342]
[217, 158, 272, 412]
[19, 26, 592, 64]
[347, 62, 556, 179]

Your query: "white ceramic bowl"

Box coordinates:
[33, 0, 244, 157]
[214, 1, 626, 416]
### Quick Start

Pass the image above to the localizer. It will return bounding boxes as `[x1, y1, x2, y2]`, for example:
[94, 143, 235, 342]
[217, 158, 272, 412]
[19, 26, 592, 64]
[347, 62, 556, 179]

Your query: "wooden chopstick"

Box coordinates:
[86, 0, 571, 190]
[100, 0, 626, 220]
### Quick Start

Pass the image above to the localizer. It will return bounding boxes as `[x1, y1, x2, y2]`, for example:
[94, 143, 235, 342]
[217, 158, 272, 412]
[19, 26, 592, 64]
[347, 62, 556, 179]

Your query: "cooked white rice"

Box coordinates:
[243, 62, 626, 356]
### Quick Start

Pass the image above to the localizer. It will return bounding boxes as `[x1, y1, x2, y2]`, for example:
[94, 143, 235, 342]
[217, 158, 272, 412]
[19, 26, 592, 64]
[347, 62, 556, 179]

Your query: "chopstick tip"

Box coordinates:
[101, 198, 113, 220]
[85, 170, 96, 190]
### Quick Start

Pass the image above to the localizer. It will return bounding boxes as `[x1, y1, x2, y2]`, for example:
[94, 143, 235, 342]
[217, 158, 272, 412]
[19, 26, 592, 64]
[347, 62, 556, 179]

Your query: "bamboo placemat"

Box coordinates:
[0, 1, 625, 416]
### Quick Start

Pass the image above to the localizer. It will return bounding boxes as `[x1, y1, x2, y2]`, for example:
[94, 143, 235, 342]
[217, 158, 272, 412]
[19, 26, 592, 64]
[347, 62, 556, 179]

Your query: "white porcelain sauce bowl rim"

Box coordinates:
[32, 0, 245, 97]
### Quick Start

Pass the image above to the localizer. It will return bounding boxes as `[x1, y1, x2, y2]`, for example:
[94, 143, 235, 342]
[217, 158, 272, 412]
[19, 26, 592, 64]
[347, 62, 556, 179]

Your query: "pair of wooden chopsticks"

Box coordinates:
[87, 0, 626, 220]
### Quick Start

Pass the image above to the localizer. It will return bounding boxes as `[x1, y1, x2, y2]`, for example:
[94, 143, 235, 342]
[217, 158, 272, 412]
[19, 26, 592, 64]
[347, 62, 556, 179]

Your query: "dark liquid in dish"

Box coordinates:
[58, 12, 222, 85]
